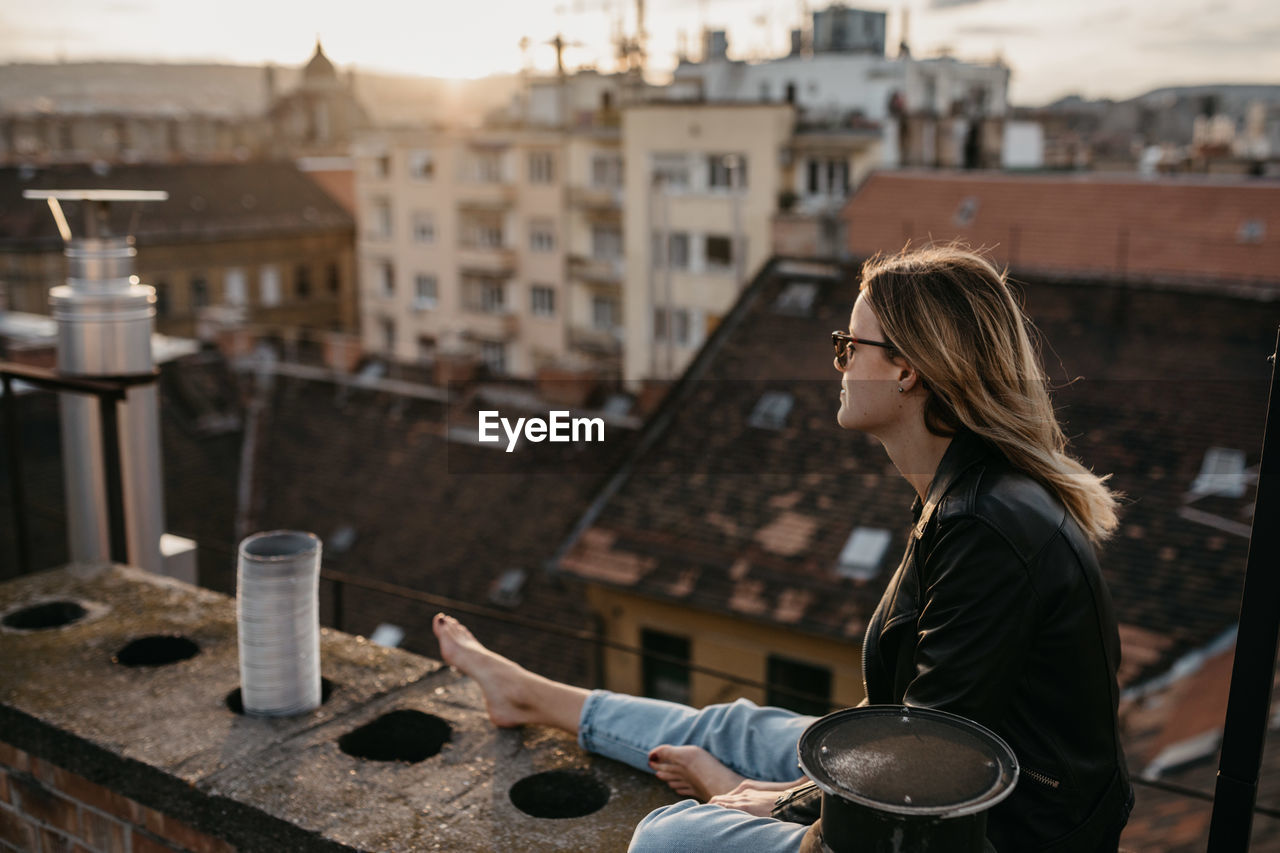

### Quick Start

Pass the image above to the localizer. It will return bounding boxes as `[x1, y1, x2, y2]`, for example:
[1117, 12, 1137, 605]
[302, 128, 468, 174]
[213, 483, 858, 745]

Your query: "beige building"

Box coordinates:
[621, 102, 795, 384]
[353, 72, 636, 378]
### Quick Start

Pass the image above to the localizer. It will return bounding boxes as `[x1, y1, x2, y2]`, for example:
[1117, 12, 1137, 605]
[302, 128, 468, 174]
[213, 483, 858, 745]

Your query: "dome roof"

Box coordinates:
[303, 40, 338, 83]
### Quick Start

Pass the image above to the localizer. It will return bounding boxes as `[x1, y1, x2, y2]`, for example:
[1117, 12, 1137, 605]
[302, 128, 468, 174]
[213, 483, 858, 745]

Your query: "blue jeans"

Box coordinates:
[578, 690, 817, 852]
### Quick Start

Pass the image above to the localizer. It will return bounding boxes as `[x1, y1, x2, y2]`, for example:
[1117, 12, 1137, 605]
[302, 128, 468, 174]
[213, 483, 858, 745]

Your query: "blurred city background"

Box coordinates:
[1, 0, 1279, 850]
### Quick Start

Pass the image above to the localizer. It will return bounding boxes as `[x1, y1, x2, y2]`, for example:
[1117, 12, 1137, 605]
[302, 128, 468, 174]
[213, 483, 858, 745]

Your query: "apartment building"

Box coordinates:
[353, 71, 635, 378]
[621, 102, 795, 384]
[355, 127, 566, 375]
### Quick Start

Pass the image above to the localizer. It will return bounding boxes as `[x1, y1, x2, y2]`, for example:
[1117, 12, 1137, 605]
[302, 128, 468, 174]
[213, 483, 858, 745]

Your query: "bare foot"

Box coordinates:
[647, 745, 746, 802]
[432, 613, 540, 728]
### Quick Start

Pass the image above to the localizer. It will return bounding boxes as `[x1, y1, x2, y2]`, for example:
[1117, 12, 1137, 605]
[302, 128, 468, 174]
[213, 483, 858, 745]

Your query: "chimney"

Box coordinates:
[22, 189, 170, 576]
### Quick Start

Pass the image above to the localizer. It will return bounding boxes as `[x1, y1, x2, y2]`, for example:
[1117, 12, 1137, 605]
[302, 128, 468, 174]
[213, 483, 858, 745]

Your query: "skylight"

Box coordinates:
[1141, 729, 1222, 779]
[1190, 447, 1247, 499]
[490, 568, 528, 608]
[1237, 219, 1265, 244]
[836, 527, 891, 580]
[368, 623, 405, 648]
[953, 196, 980, 226]
[748, 391, 794, 430]
[773, 281, 819, 316]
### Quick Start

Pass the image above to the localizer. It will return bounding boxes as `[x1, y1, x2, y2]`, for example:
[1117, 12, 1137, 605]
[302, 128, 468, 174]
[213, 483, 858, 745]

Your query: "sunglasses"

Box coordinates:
[831, 331, 895, 369]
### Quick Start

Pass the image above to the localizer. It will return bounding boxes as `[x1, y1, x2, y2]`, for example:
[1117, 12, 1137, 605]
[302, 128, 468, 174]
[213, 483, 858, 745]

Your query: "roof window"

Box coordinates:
[1190, 447, 1247, 499]
[1237, 219, 1265, 244]
[368, 623, 405, 648]
[836, 527, 891, 580]
[953, 196, 979, 226]
[773, 281, 819, 316]
[490, 568, 528, 608]
[748, 391, 794, 430]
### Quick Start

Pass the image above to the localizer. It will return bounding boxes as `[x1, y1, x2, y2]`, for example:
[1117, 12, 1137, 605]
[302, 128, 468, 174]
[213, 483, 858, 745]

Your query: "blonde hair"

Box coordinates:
[858, 244, 1120, 545]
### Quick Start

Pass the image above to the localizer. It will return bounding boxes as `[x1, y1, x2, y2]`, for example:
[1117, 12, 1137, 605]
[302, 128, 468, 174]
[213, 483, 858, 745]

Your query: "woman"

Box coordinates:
[433, 245, 1134, 851]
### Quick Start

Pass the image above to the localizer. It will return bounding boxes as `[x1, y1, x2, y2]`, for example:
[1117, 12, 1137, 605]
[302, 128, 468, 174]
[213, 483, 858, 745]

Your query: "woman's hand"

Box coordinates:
[708, 778, 808, 817]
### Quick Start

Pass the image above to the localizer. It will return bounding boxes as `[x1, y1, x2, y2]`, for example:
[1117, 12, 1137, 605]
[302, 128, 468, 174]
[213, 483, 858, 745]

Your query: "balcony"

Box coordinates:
[569, 185, 623, 214]
[569, 254, 624, 286]
[458, 243, 518, 275]
[457, 182, 517, 210]
[568, 324, 623, 357]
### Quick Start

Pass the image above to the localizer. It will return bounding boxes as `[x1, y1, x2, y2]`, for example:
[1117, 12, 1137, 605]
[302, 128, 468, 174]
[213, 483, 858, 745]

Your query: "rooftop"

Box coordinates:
[0, 564, 674, 851]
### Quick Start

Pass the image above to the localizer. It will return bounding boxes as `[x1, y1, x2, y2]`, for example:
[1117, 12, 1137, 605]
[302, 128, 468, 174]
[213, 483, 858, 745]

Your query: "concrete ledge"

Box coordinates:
[0, 565, 675, 851]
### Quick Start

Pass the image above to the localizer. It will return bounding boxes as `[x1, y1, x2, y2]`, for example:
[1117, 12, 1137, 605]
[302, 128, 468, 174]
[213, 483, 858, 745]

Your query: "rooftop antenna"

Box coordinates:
[21, 189, 171, 576]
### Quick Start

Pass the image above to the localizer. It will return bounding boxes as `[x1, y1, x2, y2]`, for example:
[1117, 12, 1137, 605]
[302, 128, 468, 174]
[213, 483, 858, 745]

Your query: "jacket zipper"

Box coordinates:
[1023, 768, 1061, 789]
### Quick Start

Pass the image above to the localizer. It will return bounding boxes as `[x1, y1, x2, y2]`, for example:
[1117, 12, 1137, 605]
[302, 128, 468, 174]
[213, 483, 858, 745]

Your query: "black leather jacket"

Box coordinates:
[862, 429, 1134, 852]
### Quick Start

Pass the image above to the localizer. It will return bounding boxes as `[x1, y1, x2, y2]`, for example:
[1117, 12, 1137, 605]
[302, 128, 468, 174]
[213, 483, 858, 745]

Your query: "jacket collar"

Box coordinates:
[910, 427, 993, 529]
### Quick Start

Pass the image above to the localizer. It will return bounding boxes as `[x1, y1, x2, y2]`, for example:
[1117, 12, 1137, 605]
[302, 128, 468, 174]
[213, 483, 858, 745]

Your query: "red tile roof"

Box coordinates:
[843, 171, 1280, 297]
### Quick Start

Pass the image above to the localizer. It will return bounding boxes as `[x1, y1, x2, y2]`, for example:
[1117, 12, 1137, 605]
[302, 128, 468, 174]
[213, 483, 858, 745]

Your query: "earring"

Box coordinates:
[897, 386, 904, 393]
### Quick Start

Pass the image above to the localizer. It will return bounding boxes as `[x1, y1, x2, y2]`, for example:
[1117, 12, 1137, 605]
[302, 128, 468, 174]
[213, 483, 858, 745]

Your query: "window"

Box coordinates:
[224, 268, 246, 307]
[707, 154, 747, 190]
[641, 629, 690, 704]
[413, 274, 438, 309]
[462, 213, 505, 249]
[412, 212, 435, 244]
[528, 151, 555, 184]
[1191, 447, 1248, 498]
[705, 234, 734, 268]
[591, 154, 623, 188]
[381, 317, 396, 352]
[766, 655, 831, 716]
[591, 225, 622, 259]
[464, 275, 506, 314]
[374, 153, 391, 178]
[480, 340, 507, 374]
[379, 261, 396, 298]
[651, 152, 690, 189]
[530, 221, 556, 252]
[191, 275, 209, 309]
[659, 232, 689, 269]
[748, 391, 794, 430]
[371, 198, 392, 239]
[836, 527, 892, 580]
[417, 335, 436, 363]
[473, 151, 504, 182]
[953, 196, 980, 227]
[592, 296, 618, 331]
[654, 307, 691, 346]
[326, 263, 340, 295]
[260, 265, 281, 307]
[295, 264, 311, 299]
[807, 158, 849, 197]
[531, 285, 556, 317]
[773, 281, 819, 316]
[408, 150, 434, 180]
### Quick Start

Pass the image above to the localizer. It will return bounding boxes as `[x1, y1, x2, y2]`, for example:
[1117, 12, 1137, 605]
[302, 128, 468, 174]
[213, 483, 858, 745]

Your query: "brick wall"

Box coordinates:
[0, 743, 232, 853]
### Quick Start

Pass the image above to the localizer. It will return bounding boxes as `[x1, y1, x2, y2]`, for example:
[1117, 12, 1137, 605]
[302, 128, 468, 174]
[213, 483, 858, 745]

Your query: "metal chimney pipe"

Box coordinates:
[23, 190, 169, 575]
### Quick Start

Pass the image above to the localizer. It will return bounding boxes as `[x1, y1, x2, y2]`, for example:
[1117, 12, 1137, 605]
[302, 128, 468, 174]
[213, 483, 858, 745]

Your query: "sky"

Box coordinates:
[0, 0, 1276, 105]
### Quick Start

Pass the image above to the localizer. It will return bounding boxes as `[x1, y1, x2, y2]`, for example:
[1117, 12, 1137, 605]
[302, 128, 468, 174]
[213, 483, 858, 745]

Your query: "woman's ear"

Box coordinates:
[897, 364, 921, 393]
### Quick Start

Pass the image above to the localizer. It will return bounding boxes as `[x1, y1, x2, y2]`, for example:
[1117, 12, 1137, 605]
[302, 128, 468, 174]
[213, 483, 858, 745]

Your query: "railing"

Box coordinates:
[1, 360, 157, 574]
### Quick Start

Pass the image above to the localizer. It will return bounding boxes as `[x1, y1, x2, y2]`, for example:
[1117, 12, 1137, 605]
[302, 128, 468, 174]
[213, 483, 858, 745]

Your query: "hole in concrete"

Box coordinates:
[226, 678, 335, 714]
[113, 635, 200, 667]
[2, 601, 88, 631]
[509, 770, 610, 819]
[338, 709, 450, 763]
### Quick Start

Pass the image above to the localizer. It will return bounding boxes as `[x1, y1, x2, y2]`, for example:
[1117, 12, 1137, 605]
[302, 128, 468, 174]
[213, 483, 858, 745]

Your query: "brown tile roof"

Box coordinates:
[843, 171, 1280, 296]
[1, 351, 635, 688]
[0, 161, 353, 250]
[555, 255, 1280, 684]
[1119, 642, 1280, 851]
